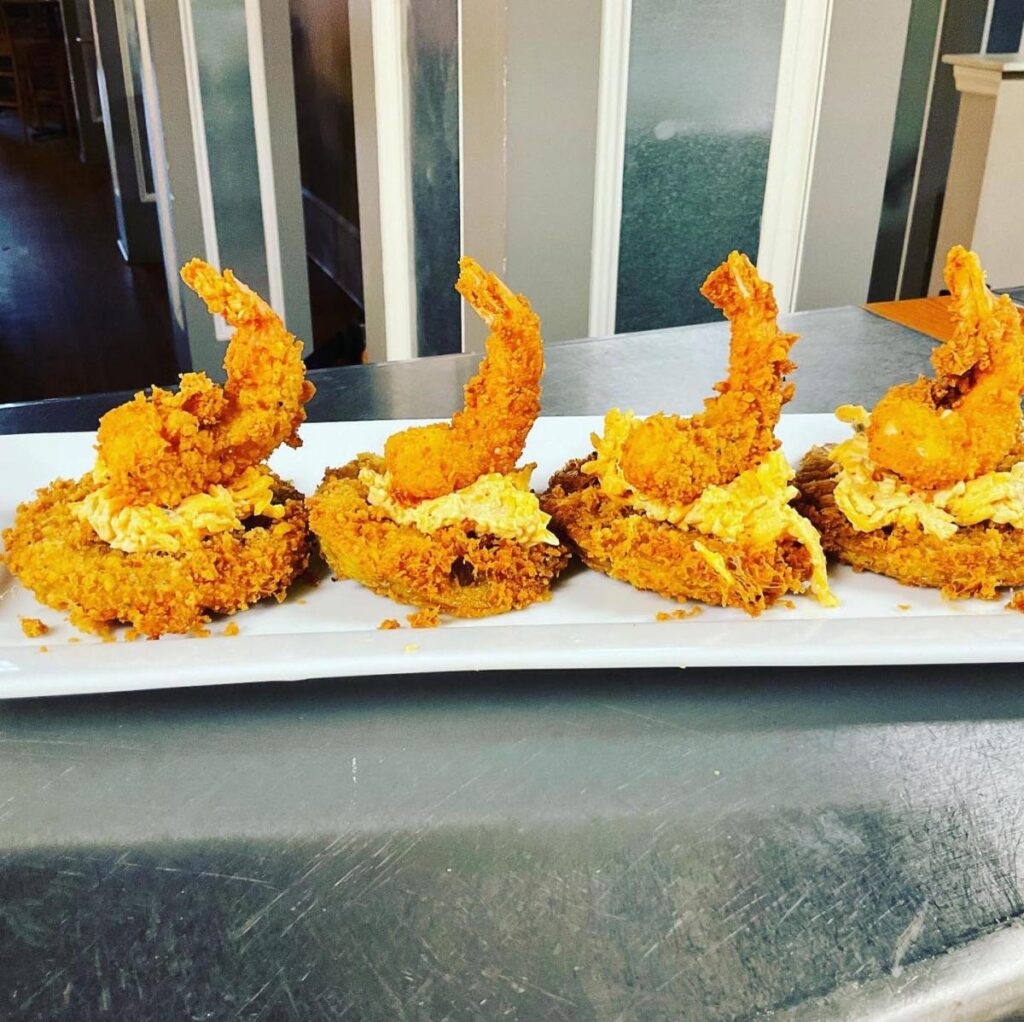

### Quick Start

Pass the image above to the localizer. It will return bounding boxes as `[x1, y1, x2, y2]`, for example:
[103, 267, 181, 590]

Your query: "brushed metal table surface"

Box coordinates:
[2, 308, 1024, 1022]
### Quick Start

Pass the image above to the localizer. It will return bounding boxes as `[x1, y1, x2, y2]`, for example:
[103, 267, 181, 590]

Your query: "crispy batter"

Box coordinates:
[3, 475, 309, 637]
[95, 260, 315, 507]
[542, 458, 815, 616]
[794, 445, 1024, 599]
[867, 246, 1024, 489]
[655, 606, 703, 622]
[407, 607, 441, 629]
[19, 617, 49, 638]
[1007, 592, 1024, 613]
[308, 456, 570, 618]
[618, 252, 797, 506]
[383, 258, 543, 504]
[378, 618, 401, 630]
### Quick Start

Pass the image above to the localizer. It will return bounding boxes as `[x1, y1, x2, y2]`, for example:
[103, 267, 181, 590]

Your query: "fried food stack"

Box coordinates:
[542, 252, 834, 615]
[795, 246, 1024, 600]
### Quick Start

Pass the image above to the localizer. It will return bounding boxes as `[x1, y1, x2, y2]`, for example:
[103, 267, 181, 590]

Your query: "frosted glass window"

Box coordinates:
[616, 0, 785, 332]
[407, 0, 461, 357]
[191, 0, 268, 297]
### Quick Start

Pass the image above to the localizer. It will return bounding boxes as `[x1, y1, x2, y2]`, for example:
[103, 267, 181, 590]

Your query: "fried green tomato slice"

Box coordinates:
[541, 456, 814, 616]
[3, 473, 309, 637]
[794, 444, 1024, 600]
[307, 454, 570, 618]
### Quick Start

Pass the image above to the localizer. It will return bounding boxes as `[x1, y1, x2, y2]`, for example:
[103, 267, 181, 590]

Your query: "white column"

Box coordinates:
[929, 54, 1024, 292]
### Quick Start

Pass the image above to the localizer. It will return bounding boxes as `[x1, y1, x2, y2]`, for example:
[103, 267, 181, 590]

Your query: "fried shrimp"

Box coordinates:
[618, 251, 797, 506]
[309, 259, 569, 619]
[541, 252, 833, 614]
[794, 245, 1024, 599]
[3, 260, 313, 636]
[866, 245, 1024, 490]
[95, 259, 316, 507]
[383, 257, 543, 504]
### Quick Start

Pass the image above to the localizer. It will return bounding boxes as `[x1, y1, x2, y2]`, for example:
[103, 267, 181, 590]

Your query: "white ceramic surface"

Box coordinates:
[1, 415, 1021, 698]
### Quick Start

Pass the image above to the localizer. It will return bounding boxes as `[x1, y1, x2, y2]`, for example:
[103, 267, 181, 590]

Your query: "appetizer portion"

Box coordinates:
[307, 257, 570, 619]
[795, 245, 1024, 600]
[541, 252, 834, 615]
[3, 261, 315, 637]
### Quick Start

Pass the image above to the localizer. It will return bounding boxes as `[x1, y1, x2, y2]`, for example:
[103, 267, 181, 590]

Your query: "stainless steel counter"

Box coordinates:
[2, 308, 1023, 1021]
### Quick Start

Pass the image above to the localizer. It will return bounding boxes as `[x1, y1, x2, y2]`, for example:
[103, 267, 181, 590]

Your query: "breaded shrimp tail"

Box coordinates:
[866, 245, 1024, 489]
[94, 260, 315, 506]
[618, 251, 797, 506]
[383, 257, 543, 504]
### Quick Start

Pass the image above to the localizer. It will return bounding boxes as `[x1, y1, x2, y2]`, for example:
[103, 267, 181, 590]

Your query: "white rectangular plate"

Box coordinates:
[2, 414, 1023, 698]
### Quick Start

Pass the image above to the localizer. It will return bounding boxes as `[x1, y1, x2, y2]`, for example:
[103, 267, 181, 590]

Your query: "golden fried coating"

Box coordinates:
[308, 456, 570, 618]
[3, 474, 309, 637]
[866, 246, 1024, 490]
[383, 257, 543, 504]
[542, 458, 815, 616]
[618, 252, 797, 506]
[95, 260, 315, 507]
[794, 445, 1024, 599]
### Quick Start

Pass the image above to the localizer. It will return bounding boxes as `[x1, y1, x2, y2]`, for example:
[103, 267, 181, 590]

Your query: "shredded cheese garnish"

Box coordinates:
[362, 464, 559, 547]
[73, 465, 282, 553]
[585, 409, 836, 605]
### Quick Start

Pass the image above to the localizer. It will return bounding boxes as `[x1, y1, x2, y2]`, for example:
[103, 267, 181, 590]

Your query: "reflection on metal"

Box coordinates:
[176, 0, 228, 341]
[588, 0, 632, 338]
[780, 920, 1024, 1022]
[758, 0, 832, 313]
[112, 0, 154, 202]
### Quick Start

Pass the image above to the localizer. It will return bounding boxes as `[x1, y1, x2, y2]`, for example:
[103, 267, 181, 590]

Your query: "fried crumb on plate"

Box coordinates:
[378, 618, 401, 630]
[897, 603, 912, 611]
[404, 643, 419, 654]
[223, 621, 240, 636]
[20, 617, 49, 638]
[124, 628, 141, 642]
[39, 645, 48, 653]
[655, 606, 704, 622]
[407, 607, 441, 629]
[191, 625, 212, 638]
[68, 637, 81, 644]
[1007, 592, 1024, 613]
[780, 599, 796, 610]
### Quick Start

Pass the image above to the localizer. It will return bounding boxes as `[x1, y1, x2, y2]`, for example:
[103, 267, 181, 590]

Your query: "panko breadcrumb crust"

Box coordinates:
[794, 444, 1024, 599]
[307, 454, 570, 618]
[541, 457, 814, 616]
[3, 473, 309, 637]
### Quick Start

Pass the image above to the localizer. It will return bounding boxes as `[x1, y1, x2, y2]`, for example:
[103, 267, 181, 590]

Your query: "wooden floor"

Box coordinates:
[0, 114, 178, 404]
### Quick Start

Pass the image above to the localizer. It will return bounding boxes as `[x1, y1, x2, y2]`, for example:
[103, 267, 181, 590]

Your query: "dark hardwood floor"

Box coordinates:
[0, 114, 179, 403]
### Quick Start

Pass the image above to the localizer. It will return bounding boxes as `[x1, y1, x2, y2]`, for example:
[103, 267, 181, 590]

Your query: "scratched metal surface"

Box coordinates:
[3, 309, 1024, 1021]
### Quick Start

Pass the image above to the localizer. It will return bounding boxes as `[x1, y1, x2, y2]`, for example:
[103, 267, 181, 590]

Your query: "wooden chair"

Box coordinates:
[0, 5, 28, 140]
[2, 1, 73, 141]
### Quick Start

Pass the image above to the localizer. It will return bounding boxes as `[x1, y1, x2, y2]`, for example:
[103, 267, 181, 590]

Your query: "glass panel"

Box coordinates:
[118, 0, 155, 197]
[616, 0, 785, 332]
[190, 0, 268, 297]
[868, 0, 943, 302]
[407, 0, 461, 357]
[987, 0, 1024, 52]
